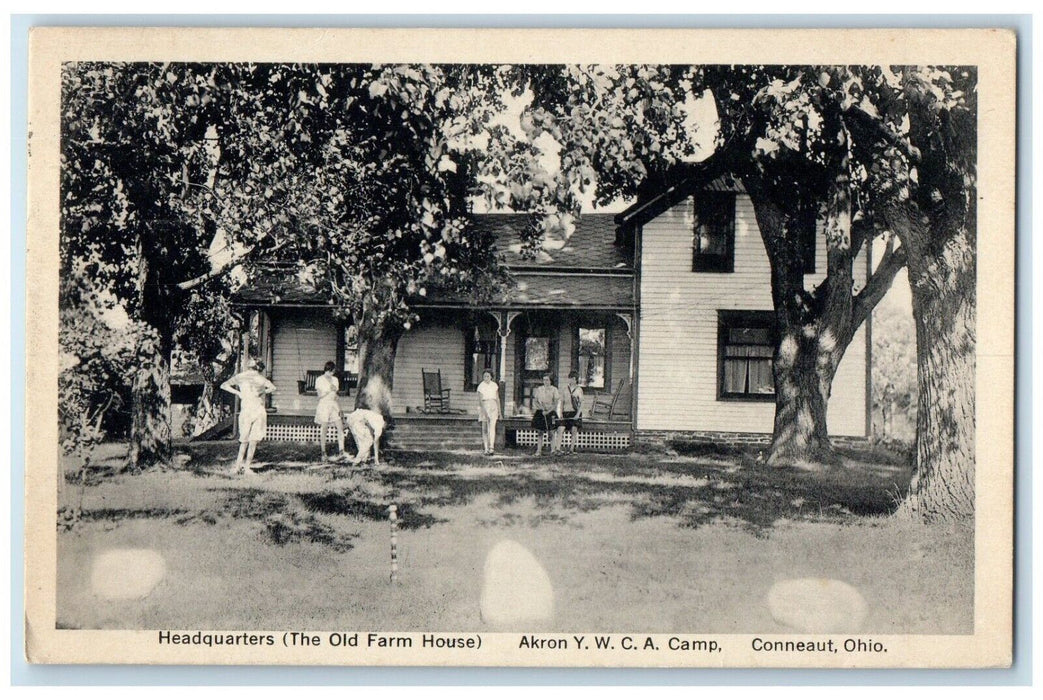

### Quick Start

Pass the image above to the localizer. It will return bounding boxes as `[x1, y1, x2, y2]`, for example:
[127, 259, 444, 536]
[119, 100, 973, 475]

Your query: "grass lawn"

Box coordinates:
[56, 441, 973, 633]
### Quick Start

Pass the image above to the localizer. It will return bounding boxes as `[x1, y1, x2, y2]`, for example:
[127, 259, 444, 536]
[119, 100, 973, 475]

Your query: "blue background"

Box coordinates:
[9, 13, 1033, 686]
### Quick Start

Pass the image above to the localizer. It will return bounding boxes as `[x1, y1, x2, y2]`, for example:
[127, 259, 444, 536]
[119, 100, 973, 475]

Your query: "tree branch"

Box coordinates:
[841, 105, 921, 164]
[852, 243, 908, 328]
[175, 237, 289, 291]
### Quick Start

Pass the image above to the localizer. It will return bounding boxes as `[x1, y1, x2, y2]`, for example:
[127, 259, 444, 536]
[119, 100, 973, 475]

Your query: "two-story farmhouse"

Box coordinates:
[233, 176, 870, 450]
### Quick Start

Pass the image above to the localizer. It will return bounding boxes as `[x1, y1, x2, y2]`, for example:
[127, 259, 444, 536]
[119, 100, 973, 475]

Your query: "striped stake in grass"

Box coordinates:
[388, 504, 398, 584]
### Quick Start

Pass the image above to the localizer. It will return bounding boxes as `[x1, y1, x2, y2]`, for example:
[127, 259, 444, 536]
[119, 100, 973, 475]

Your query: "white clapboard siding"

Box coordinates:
[637, 195, 868, 436]
[269, 312, 338, 417]
[394, 317, 481, 415]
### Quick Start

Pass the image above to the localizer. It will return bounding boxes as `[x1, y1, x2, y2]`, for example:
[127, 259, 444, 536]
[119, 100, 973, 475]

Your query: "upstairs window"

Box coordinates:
[718, 311, 775, 401]
[692, 192, 736, 273]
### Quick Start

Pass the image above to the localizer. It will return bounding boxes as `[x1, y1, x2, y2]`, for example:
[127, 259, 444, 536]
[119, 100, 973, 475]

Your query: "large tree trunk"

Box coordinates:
[767, 321, 843, 466]
[747, 183, 853, 467]
[355, 325, 402, 421]
[127, 237, 176, 469]
[128, 327, 173, 469]
[899, 227, 976, 521]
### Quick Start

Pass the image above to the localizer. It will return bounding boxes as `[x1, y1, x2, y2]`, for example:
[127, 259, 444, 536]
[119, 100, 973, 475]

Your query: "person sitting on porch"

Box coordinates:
[220, 358, 276, 476]
[531, 372, 561, 457]
[555, 370, 585, 455]
[315, 361, 348, 463]
[476, 369, 500, 456]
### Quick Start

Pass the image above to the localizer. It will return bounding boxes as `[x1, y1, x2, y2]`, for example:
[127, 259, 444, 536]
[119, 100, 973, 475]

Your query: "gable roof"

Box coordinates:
[616, 174, 746, 230]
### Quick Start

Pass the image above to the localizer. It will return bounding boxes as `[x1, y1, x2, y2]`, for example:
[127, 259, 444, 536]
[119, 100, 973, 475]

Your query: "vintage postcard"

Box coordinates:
[24, 26, 1015, 667]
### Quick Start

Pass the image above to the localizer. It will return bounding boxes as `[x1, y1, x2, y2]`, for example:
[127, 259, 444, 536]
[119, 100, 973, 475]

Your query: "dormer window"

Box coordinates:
[692, 192, 736, 273]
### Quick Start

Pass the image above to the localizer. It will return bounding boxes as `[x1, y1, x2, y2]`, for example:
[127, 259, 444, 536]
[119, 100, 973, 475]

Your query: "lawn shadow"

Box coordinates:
[359, 446, 915, 535]
[88, 441, 916, 543]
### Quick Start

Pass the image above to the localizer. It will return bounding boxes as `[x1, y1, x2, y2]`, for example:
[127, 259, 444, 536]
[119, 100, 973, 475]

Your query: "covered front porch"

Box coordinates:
[241, 304, 636, 450]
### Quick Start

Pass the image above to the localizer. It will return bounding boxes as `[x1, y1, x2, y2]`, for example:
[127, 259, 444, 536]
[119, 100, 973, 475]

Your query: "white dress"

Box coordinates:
[314, 374, 342, 424]
[477, 379, 500, 423]
[237, 371, 274, 443]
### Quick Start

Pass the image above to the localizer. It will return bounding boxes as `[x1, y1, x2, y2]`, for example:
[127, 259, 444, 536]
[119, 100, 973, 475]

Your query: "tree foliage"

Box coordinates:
[872, 301, 918, 441]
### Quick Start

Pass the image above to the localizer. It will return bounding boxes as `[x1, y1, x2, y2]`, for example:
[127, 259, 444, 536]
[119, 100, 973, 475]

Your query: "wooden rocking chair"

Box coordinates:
[589, 378, 632, 420]
[422, 368, 452, 413]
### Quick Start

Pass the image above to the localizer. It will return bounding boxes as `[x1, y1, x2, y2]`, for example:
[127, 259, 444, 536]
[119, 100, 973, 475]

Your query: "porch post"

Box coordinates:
[615, 312, 635, 380]
[487, 309, 520, 450]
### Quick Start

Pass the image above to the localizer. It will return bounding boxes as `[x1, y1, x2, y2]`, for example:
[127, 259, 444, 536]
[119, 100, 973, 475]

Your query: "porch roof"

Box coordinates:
[435, 272, 634, 310]
[235, 269, 634, 310]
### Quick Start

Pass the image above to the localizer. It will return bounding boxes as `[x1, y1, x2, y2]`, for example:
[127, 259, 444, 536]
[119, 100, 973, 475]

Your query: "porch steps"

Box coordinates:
[385, 420, 482, 450]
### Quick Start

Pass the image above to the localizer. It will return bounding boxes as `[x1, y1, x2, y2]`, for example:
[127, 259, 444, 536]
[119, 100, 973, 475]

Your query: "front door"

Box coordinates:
[515, 315, 559, 409]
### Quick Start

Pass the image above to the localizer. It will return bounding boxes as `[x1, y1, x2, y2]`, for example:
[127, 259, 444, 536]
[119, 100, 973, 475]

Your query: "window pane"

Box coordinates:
[729, 327, 771, 345]
[723, 359, 747, 393]
[525, 337, 550, 371]
[694, 195, 734, 258]
[748, 359, 774, 393]
[579, 355, 605, 389]
[342, 325, 359, 375]
[578, 327, 605, 355]
[747, 344, 774, 358]
[578, 327, 607, 388]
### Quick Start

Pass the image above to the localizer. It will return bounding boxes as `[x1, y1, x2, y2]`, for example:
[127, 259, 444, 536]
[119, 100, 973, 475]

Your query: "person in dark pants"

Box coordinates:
[555, 370, 585, 454]
[530, 373, 561, 457]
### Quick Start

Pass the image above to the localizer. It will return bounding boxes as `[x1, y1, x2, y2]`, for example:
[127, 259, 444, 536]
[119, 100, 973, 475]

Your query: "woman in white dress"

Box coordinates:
[314, 361, 347, 462]
[476, 370, 500, 456]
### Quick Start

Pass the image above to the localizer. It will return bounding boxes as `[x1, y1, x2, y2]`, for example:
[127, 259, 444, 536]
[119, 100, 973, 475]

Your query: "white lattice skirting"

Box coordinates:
[265, 423, 325, 442]
[513, 429, 631, 451]
[262, 421, 631, 452]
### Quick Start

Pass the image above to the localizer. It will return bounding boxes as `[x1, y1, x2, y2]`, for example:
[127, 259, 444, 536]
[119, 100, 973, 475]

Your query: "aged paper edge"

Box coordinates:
[23, 26, 1016, 668]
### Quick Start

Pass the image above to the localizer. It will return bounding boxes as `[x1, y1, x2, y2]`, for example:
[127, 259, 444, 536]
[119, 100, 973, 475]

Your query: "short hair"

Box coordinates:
[568, 370, 578, 380]
[253, 359, 265, 372]
[482, 369, 494, 379]
[542, 372, 553, 381]
[324, 361, 337, 372]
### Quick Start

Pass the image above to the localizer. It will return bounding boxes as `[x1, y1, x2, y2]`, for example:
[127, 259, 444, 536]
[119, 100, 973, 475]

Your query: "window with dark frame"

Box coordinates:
[718, 311, 776, 401]
[692, 192, 736, 272]
[575, 326, 608, 389]
[465, 327, 497, 391]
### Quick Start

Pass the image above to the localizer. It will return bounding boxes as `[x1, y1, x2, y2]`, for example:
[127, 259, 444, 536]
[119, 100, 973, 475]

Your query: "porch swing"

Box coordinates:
[293, 323, 353, 397]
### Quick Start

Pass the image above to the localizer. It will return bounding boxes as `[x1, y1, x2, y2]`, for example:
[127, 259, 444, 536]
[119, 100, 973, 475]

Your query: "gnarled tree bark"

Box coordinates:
[898, 222, 976, 521]
[355, 324, 403, 423]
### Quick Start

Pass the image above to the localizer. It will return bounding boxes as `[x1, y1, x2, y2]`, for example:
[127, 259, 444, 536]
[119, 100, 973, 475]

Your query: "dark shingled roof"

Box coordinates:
[234, 213, 633, 309]
[479, 213, 630, 270]
[439, 272, 633, 309]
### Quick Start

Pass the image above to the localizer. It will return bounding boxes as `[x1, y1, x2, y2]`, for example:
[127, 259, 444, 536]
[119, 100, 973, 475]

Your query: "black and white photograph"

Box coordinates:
[24, 27, 1015, 667]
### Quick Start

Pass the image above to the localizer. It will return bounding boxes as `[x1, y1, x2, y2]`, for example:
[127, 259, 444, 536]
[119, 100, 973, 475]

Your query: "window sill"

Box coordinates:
[717, 394, 776, 403]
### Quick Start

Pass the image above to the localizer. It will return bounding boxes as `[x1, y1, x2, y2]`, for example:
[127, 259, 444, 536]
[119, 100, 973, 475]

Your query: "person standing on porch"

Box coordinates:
[221, 358, 276, 475]
[531, 372, 561, 457]
[315, 361, 348, 462]
[476, 369, 500, 456]
[555, 370, 585, 454]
